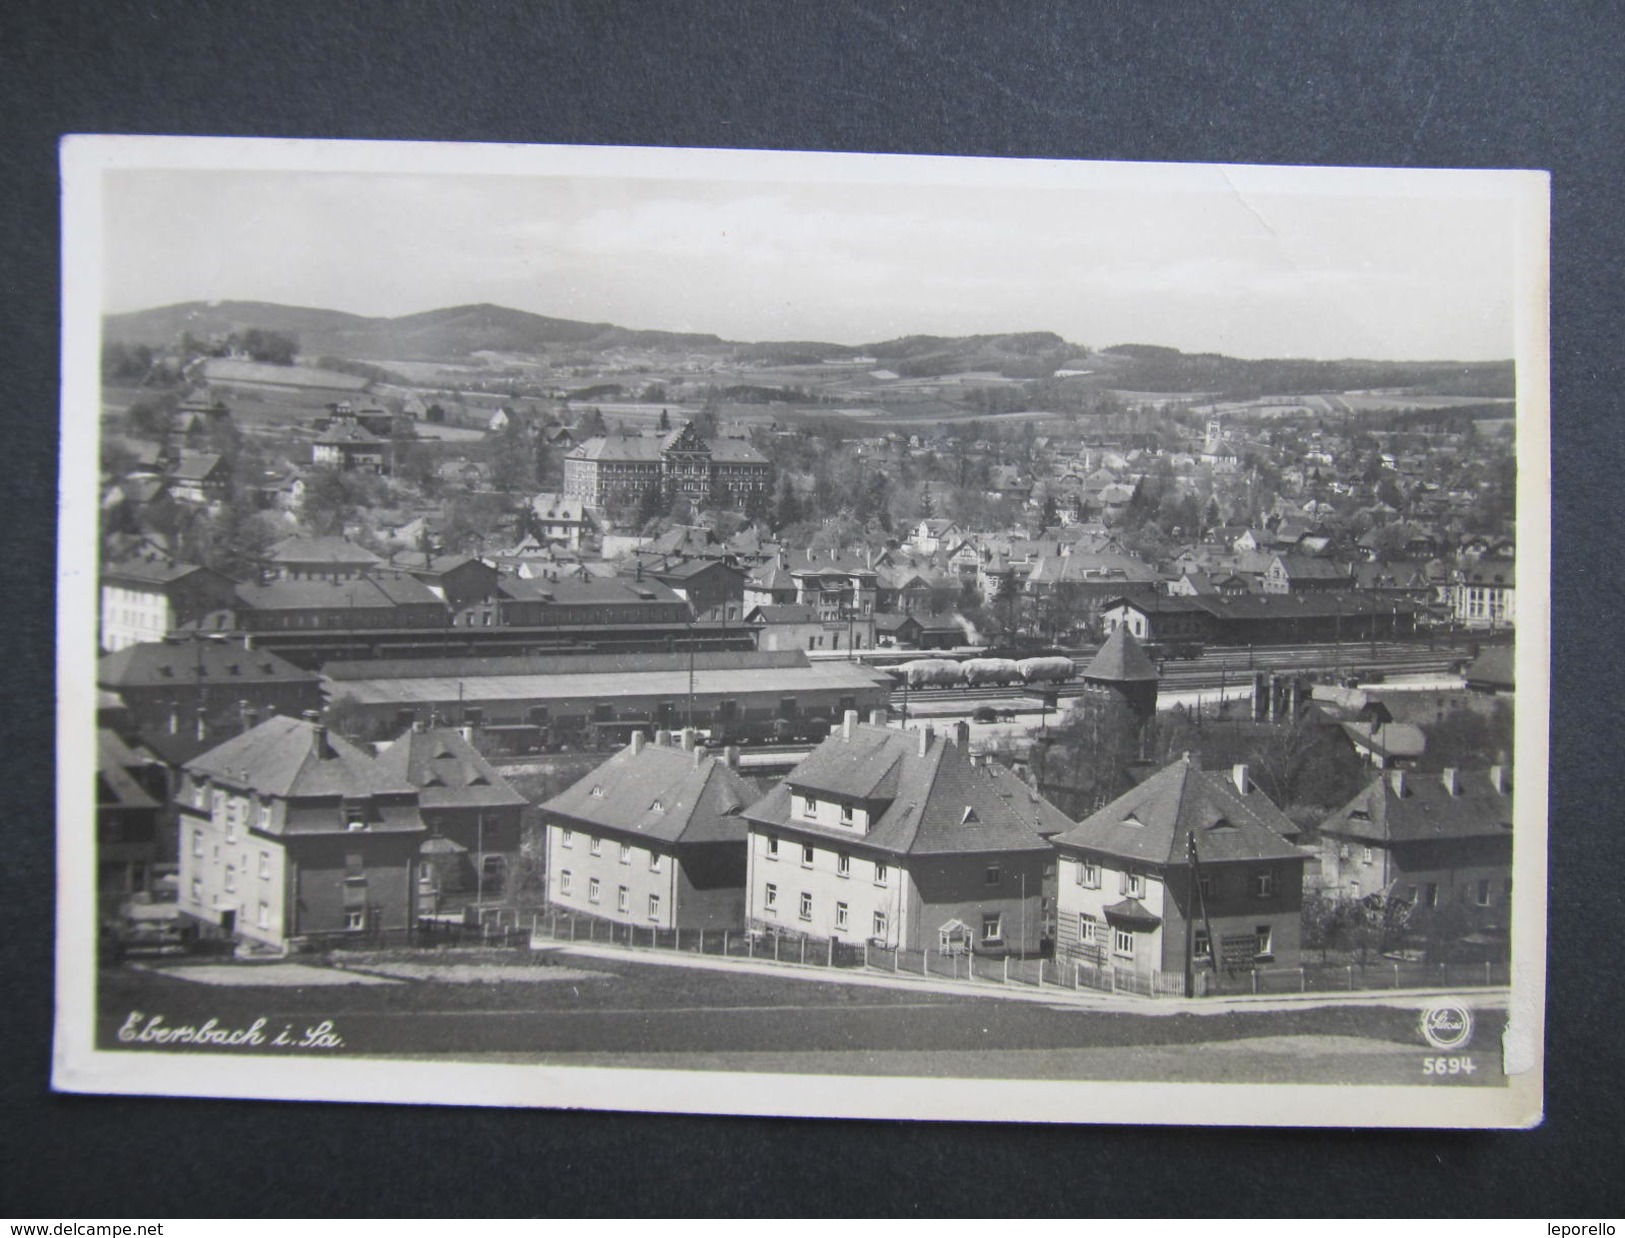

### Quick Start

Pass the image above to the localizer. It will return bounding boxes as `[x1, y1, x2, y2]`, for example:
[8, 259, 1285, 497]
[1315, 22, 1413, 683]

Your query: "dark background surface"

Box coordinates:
[2, 0, 1620, 1218]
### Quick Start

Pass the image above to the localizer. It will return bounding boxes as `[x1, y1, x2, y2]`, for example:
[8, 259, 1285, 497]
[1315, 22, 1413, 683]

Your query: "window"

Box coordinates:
[1361, 846, 1374, 865]
[258, 851, 270, 879]
[259, 803, 271, 829]
[190, 878, 202, 904]
[619, 842, 632, 865]
[192, 828, 204, 858]
[840, 801, 855, 826]
[765, 836, 779, 860]
[649, 852, 661, 873]
[1113, 927, 1134, 958]
[345, 910, 365, 931]
[835, 902, 849, 930]
[799, 892, 813, 921]
[617, 886, 629, 913]
[1425, 882, 1439, 908]
[1194, 927, 1212, 959]
[801, 796, 817, 818]
[561, 828, 573, 849]
[1253, 871, 1275, 898]
[1078, 913, 1099, 943]
[1198, 871, 1213, 901]
[648, 894, 661, 922]
[590, 836, 602, 857]
[837, 852, 851, 879]
[1255, 925, 1274, 959]
[874, 862, 889, 887]
[224, 865, 236, 894]
[872, 911, 888, 939]
[588, 877, 601, 904]
[559, 870, 573, 895]
[984, 864, 1002, 886]
[981, 913, 1002, 943]
[1122, 870, 1146, 899]
[1075, 858, 1100, 888]
[764, 883, 778, 912]
[1476, 879, 1491, 907]
[801, 844, 815, 868]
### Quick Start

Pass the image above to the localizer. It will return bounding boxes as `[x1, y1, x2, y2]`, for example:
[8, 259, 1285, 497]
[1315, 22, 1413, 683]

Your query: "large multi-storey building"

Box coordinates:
[562, 421, 772, 509]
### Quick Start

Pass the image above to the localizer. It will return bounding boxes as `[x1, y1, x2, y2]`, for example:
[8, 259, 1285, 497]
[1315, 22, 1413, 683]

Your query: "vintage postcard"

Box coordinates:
[55, 137, 1548, 1126]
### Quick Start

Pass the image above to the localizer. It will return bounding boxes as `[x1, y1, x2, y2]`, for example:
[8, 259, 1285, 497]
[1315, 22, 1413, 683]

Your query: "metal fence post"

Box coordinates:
[1348, 964, 1354, 991]
[1394, 961, 1400, 988]
[863, 941, 869, 970]
[799, 938, 806, 965]
[774, 936, 780, 962]
[1485, 960, 1492, 986]
[1300, 967, 1306, 993]
[827, 939, 833, 968]
[923, 948, 929, 977]
[1003, 956, 1009, 984]
[1252, 969, 1259, 995]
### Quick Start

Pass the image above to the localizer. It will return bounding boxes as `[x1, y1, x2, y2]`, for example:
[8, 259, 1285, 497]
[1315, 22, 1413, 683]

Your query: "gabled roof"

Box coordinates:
[99, 638, 319, 689]
[1320, 768, 1514, 844]
[745, 725, 1052, 858]
[1464, 646, 1514, 690]
[185, 715, 417, 802]
[168, 452, 226, 482]
[542, 740, 759, 846]
[568, 434, 664, 462]
[745, 604, 821, 625]
[1083, 626, 1160, 682]
[266, 536, 383, 567]
[1051, 753, 1302, 867]
[372, 727, 527, 810]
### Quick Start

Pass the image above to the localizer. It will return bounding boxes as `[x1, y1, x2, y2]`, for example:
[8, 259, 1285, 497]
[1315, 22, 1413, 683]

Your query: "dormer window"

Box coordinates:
[801, 795, 817, 818]
[962, 807, 979, 826]
[840, 802, 854, 825]
[591, 785, 605, 798]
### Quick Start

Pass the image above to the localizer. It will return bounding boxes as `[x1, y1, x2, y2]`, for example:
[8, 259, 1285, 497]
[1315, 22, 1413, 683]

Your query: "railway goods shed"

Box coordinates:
[322, 650, 894, 749]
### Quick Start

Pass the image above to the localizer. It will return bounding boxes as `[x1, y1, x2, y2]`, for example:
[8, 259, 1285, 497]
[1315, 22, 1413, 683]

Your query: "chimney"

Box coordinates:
[918, 724, 935, 757]
[631, 731, 646, 755]
[1388, 769, 1407, 797]
[954, 720, 970, 750]
[842, 709, 859, 740]
[168, 702, 179, 735]
[693, 743, 705, 768]
[195, 706, 208, 743]
[242, 633, 254, 651]
[240, 701, 258, 734]
[724, 745, 740, 769]
[1232, 764, 1250, 795]
[869, 709, 888, 727]
[1442, 767, 1461, 796]
[680, 727, 698, 752]
[1489, 764, 1510, 795]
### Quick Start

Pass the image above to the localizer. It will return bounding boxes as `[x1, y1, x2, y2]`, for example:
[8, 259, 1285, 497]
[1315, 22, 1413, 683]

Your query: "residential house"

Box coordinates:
[1051, 753, 1306, 981]
[372, 725, 528, 910]
[1264, 553, 1349, 594]
[233, 573, 448, 633]
[312, 412, 393, 473]
[1317, 767, 1514, 949]
[526, 492, 598, 550]
[176, 714, 426, 949]
[742, 715, 1052, 954]
[541, 729, 758, 931]
[167, 452, 231, 505]
[97, 729, 164, 914]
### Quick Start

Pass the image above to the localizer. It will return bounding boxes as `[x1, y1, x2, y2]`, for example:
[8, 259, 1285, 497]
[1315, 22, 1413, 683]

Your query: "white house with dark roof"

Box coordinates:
[540, 729, 760, 931]
[742, 714, 1053, 954]
[1051, 753, 1306, 982]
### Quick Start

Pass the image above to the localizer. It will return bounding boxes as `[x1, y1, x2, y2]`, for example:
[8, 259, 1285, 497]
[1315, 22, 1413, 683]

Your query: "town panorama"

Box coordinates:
[91, 299, 1519, 1091]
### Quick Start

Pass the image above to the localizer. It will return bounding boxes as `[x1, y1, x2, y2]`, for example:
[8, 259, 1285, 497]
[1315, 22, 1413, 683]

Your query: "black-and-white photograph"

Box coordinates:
[56, 137, 1548, 1127]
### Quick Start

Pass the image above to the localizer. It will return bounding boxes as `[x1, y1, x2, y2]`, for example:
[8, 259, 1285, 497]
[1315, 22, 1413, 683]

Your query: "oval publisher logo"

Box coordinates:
[1420, 1002, 1476, 1051]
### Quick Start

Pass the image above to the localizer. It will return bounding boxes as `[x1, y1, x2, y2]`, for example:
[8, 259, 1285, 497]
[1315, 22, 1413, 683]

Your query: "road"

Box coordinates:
[97, 950, 1507, 1086]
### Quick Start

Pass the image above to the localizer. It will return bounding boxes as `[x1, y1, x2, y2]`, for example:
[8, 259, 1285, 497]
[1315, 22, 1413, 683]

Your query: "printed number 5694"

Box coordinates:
[1422, 1056, 1475, 1075]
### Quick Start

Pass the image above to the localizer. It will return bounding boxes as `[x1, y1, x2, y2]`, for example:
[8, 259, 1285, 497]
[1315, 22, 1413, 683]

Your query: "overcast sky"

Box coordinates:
[101, 154, 1525, 361]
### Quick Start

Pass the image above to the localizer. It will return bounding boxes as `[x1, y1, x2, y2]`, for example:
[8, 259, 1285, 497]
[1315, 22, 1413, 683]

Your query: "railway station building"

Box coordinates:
[319, 649, 894, 750]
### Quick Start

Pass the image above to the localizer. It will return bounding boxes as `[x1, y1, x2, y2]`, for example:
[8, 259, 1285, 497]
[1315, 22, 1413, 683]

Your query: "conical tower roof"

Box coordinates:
[1083, 625, 1160, 683]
